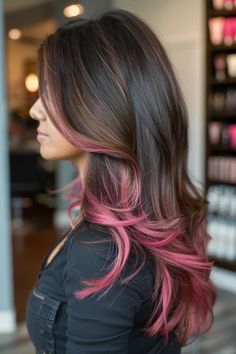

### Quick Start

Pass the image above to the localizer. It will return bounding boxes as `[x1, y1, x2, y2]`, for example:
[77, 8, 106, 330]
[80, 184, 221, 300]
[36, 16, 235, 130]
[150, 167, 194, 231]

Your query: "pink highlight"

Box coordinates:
[48, 147, 216, 346]
[37, 19, 215, 344]
[38, 9, 216, 346]
[39, 102, 215, 344]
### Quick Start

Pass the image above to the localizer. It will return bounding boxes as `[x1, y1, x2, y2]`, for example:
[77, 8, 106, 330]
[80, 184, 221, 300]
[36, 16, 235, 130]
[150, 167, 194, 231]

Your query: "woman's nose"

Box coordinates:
[29, 105, 45, 121]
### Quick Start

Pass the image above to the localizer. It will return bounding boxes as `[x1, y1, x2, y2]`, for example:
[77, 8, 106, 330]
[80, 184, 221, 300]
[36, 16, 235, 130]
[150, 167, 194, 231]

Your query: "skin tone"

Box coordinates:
[29, 97, 87, 263]
[29, 97, 88, 180]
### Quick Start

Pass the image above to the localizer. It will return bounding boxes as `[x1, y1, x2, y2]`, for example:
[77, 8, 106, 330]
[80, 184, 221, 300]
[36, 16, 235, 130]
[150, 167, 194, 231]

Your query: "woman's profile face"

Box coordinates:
[29, 97, 83, 162]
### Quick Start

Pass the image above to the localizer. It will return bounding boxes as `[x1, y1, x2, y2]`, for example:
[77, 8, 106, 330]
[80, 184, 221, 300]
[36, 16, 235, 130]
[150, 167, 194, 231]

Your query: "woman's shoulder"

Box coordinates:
[67, 220, 116, 261]
[64, 220, 117, 281]
[65, 220, 155, 296]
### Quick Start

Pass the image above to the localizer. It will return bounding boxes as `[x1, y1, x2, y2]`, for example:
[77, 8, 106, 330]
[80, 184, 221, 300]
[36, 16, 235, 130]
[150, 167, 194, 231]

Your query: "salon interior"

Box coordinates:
[0, 0, 236, 353]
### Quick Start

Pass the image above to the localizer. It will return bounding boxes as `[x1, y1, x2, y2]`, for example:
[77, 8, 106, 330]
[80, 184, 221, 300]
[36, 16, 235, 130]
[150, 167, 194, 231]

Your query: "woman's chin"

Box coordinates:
[38, 141, 82, 161]
[39, 146, 61, 160]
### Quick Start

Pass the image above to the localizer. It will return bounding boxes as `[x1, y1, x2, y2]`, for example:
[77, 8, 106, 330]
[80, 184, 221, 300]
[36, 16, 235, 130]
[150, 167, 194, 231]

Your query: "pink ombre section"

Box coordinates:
[38, 27, 216, 345]
[46, 137, 216, 346]
[35, 10, 217, 349]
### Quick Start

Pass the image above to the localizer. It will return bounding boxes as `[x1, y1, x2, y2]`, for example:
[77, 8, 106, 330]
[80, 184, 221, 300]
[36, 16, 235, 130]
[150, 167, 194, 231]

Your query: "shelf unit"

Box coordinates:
[206, 0, 236, 272]
[208, 8, 236, 18]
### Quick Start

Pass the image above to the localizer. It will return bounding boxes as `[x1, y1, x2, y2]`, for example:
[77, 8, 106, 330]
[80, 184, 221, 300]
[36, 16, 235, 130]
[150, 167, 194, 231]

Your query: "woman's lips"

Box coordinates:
[37, 130, 49, 141]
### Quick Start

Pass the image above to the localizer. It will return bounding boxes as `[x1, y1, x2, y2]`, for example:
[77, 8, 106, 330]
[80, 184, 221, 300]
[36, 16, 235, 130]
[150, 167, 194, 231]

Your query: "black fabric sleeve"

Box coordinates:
[63, 226, 154, 354]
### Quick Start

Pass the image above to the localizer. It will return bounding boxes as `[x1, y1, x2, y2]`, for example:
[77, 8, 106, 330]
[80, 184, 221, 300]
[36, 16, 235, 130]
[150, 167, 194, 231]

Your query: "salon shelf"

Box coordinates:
[207, 180, 236, 186]
[209, 257, 236, 272]
[208, 113, 236, 120]
[208, 8, 236, 18]
[209, 77, 236, 85]
[209, 144, 236, 154]
[206, 1, 236, 273]
[210, 43, 236, 53]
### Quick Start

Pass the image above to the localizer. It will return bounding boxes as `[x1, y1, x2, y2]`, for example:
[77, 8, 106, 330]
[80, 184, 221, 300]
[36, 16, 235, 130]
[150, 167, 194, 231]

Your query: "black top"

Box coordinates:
[25, 220, 181, 354]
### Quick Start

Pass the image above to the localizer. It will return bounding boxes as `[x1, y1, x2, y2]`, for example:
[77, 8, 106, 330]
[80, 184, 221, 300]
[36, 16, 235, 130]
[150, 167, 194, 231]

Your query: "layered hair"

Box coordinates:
[37, 9, 216, 346]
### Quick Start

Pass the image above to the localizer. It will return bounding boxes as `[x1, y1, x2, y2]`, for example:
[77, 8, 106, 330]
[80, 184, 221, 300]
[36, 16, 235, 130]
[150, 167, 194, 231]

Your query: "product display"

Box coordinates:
[213, 53, 236, 80]
[208, 92, 225, 112]
[208, 16, 236, 46]
[214, 54, 227, 80]
[226, 53, 236, 76]
[207, 185, 236, 261]
[225, 89, 236, 111]
[208, 156, 236, 182]
[212, 0, 236, 11]
[209, 122, 236, 148]
[206, 0, 236, 276]
[208, 89, 236, 113]
[228, 124, 236, 147]
[224, 17, 236, 45]
[208, 122, 223, 145]
[209, 17, 225, 45]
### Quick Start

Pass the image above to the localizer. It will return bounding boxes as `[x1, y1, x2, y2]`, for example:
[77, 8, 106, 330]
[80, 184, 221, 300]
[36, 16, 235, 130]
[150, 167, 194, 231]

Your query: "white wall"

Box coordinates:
[112, 0, 205, 188]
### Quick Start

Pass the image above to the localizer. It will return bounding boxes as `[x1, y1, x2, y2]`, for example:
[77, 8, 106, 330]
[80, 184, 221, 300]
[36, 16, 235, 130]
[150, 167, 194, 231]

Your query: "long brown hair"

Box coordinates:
[37, 9, 216, 346]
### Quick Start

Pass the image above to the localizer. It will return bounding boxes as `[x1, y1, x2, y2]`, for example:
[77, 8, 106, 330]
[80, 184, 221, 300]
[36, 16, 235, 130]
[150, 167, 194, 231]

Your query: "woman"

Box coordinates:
[26, 8, 216, 354]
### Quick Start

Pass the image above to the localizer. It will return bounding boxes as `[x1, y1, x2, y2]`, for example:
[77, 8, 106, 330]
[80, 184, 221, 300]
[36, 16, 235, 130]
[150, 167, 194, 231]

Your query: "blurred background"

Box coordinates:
[0, 0, 236, 353]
